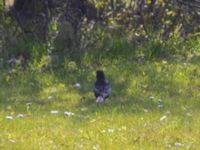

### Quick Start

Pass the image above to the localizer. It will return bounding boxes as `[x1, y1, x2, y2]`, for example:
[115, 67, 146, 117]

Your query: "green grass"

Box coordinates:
[0, 52, 200, 149]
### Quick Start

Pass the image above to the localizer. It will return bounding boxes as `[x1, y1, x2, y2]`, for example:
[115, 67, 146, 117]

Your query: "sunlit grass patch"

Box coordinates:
[0, 54, 200, 149]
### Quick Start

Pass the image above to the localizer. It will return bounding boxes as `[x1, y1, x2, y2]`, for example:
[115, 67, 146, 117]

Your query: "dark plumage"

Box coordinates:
[93, 70, 111, 103]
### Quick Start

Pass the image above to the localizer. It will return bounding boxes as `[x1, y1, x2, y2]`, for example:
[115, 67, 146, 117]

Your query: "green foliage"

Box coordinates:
[1, 0, 199, 62]
[0, 0, 3, 10]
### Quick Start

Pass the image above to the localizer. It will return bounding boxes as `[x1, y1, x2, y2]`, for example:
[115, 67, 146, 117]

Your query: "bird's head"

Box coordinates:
[96, 70, 105, 81]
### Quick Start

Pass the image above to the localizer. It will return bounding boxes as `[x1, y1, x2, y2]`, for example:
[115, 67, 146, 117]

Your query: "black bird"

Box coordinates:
[93, 70, 111, 103]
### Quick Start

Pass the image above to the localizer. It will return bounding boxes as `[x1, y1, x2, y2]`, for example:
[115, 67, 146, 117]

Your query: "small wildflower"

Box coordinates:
[81, 107, 88, 111]
[64, 111, 74, 116]
[90, 119, 96, 123]
[175, 142, 183, 147]
[108, 128, 114, 133]
[79, 129, 83, 133]
[9, 139, 16, 143]
[166, 110, 171, 115]
[51, 110, 58, 114]
[93, 144, 100, 150]
[162, 60, 167, 64]
[48, 96, 53, 100]
[160, 115, 167, 121]
[101, 130, 106, 133]
[6, 116, 13, 120]
[17, 114, 25, 118]
[158, 99, 163, 108]
[166, 144, 172, 148]
[121, 126, 127, 131]
[186, 112, 192, 117]
[74, 83, 81, 88]
[149, 96, 154, 101]
[26, 102, 32, 106]
[79, 144, 83, 148]
[171, 120, 176, 124]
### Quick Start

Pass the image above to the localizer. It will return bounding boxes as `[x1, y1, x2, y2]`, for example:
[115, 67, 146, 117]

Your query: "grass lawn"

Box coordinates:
[0, 56, 199, 149]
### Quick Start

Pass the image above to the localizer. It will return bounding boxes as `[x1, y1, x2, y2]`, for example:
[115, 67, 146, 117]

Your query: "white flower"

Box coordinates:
[108, 128, 114, 133]
[135, 32, 140, 37]
[149, 96, 154, 100]
[64, 111, 74, 116]
[26, 102, 32, 106]
[79, 144, 83, 148]
[158, 104, 163, 108]
[17, 114, 25, 118]
[93, 144, 100, 150]
[143, 109, 148, 113]
[6, 116, 13, 120]
[166, 144, 172, 148]
[9, 139, 16, 143]
[186, 112, 192, 117]
[74, 83, 81, 88]
[175, 142, 183, 147]
[48, 96, 53, 100]
[81, 107, 88, 111]
[160, 115, 167, 121]
[157, 99, 163, 108]
[166, 110, 171, 115]
[171, 120, 176, 124]
[51, 110, 58, 114]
